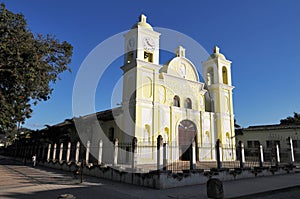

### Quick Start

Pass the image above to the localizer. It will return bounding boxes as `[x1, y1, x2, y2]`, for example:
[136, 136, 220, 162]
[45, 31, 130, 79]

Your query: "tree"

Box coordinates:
[0, 4, 73, 133]
[280, 112, 300, 125]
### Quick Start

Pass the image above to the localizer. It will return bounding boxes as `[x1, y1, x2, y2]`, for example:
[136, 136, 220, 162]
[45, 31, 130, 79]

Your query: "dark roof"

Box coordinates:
[244, 124, 300, 131]
[40, 107, 123, 131]
[79, 107, 122, 121]
[96, 107, 122, 121]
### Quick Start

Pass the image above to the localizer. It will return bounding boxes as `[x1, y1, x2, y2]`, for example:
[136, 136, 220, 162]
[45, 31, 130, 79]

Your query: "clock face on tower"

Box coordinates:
[143, 37, 155, 52]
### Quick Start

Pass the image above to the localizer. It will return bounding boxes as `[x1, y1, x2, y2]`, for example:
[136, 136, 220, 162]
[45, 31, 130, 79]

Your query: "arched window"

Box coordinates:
[226, 132, 231, 146]
[222, 66, 228, 85]
[185, 98, 192, 109]
[204, 131, 210, 146]
[144, 124, 151, 143]
[164, 127, 169, 144]
[173, 95, 180, 107]
[108, 127, 114, 142]
[207, 67, 214, 85]
[205, 131, 210, 137]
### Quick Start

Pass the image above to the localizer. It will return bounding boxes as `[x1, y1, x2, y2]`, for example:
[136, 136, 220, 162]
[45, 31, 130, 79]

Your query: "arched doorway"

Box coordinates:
[178, 120, 197, 160]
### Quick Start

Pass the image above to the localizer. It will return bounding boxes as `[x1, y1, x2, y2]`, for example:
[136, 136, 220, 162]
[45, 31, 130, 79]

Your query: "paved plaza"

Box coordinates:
[0, 155, 300, 199]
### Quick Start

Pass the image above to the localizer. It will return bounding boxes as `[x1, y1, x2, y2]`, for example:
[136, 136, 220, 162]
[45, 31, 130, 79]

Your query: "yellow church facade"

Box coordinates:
[113, 14, 236, 165]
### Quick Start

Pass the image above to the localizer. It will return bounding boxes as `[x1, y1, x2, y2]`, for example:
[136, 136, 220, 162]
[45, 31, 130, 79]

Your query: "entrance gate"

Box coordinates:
[178, 120, 196, 160]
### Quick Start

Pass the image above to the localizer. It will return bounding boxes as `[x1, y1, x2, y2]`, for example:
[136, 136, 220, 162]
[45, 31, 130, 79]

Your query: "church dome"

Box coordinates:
[207, 46, 226, 60]
[131, 14, 153, 30]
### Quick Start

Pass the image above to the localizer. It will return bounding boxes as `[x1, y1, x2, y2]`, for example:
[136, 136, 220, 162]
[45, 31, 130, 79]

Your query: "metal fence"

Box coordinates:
[4, 137, 300, 173]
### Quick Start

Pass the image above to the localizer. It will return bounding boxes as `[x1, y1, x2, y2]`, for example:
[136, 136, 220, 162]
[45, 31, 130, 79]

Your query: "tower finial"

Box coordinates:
[214, 46, 220, 54]
[140, 14, 147, 23]
[176, 46, 185, 57]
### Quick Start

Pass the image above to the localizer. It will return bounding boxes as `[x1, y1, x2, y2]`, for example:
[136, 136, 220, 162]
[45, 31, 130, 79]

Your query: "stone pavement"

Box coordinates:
[0, 155, 300, 199]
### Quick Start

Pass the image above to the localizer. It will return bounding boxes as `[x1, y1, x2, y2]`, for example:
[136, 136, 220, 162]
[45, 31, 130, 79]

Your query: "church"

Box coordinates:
[97, 14, 236, 165]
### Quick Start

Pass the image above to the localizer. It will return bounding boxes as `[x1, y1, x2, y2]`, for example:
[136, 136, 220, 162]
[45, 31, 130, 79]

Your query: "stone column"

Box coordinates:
[66, 142, 71, 163]
[259, 144, 264, 167]
[53, 143, 57, 161]
[276, 143, 280, 166]
[216, 139, 222, 169]
[59, 143, 64, 163]
[239, 141, 245, 169]
[190, 140, 196, 170]
[113, 138, 119, 166]
[47, 143, 51, 162]
[288, 137, 295, 164]
[85, 140, 90, 165]
[157, 135, 163, 171]
[132, 137, 137, 169]
[98, 140, 103, 165]
[75, 141, 80, 164]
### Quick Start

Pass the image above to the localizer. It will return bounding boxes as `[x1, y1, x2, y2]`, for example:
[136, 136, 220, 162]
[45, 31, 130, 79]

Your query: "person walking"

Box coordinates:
[32, 154, 37, 167]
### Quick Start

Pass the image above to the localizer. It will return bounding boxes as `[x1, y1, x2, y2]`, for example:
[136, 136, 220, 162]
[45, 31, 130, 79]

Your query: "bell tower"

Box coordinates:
[202, 46, 235, 160]
[122, 14, 161, 105]
[124, 14, 160, 65]
[121, 14, 161, 143]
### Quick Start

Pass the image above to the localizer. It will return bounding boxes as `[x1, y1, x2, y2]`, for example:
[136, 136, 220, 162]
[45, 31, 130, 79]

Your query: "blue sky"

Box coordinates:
[3, 0, 300, 129]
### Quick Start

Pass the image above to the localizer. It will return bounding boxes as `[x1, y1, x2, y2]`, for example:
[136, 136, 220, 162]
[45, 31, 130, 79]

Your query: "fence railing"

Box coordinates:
[5, 136, 300, 173]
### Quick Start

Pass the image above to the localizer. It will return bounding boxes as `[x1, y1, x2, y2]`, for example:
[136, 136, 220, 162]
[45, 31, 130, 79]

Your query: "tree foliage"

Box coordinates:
[0, 4, 73, 132]
[280, 112, 300, 125]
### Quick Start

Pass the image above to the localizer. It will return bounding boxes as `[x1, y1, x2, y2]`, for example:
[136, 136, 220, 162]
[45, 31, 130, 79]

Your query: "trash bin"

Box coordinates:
[207, 178, 224, 198]
[57, 194, 76, 199]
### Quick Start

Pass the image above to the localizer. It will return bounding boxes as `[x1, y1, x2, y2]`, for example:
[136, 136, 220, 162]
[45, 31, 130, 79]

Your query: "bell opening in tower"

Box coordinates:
[127, 51, 134, 63]
[144, 51, 153, 63]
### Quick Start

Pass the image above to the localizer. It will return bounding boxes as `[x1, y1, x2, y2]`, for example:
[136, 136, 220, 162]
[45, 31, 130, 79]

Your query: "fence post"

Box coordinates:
[239, 141, 245, 169]
[216, 139, 222, 169]
[24, 145, 28, 163]
[259, 144, 264, 167]
[275, 143, 280, 167]
[75, 141, 80, 164]
[53, 143, 57, 161]
[288, 137, 295, 164]
[98, 140, 103, 165]
[14, 139, 18, 158]
[190, 140, 196, 170]
[41, 144, 46, 161]
[163, 143, 168, 170]
[59, 143, 63, 163]
[66, 142, 71, 163]
[47, 143, 51, 162]
[132, 137, 137, 169]
[28, 145, 32, 159]
[37, 145, 41, 160]
[157, 135, 163, 171]
[113, 138, 119, 166]
[86, 140, 90, 165]
[39, 145, 43, 160]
